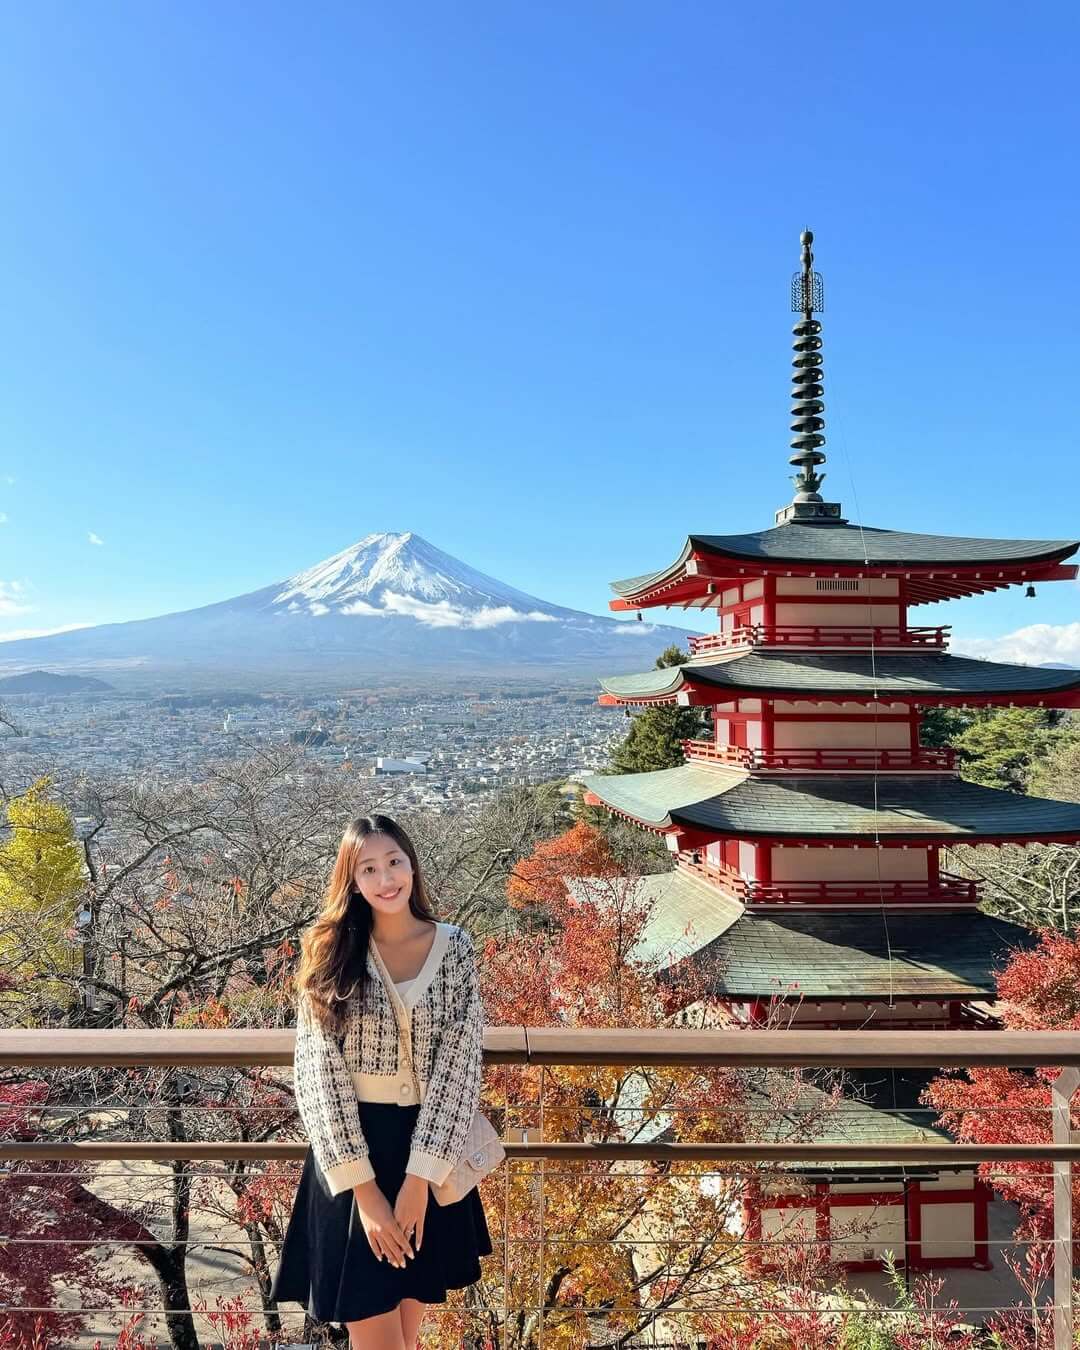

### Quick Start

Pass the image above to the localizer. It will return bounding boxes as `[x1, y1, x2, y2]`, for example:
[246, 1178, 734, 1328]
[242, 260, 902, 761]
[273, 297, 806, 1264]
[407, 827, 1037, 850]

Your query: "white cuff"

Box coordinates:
[405, 1148, 455, 1187]
[324, 1155, 376, 1194]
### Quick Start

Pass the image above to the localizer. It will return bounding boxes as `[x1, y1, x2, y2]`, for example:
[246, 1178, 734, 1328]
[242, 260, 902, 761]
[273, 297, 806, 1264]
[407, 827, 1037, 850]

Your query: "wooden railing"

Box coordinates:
[688, 624, 950, 654]
[681, 739, 957, 772]
[682, 855, 979, 905]
[0, 1029, 1078, 1345]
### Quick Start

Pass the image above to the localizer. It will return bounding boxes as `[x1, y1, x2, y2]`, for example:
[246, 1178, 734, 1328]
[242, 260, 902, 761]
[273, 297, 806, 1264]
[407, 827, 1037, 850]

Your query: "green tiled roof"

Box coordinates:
[599, 650, 1080, 701]
[749, 1069, 955, 1168]
[581, 763, 1080, 840]
[610, 521, 1078, 596]
[566, 868, 744, 970]
[685, 907, 1035, 998]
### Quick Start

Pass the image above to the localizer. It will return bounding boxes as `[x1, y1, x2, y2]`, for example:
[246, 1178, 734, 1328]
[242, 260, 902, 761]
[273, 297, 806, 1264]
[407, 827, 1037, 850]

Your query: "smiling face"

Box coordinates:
[352, 830, 414, 917]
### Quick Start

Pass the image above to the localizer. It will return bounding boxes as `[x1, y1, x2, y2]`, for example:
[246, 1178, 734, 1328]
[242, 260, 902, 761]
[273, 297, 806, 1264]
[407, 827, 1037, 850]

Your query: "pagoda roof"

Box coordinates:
[752, 1068, 956, 1168]
[599, 650, 1080, 705]
[580, 763, 1080, 842]
[683, 905, 1034, 998]
[611, 521, 1079, 599]
[565, 868, 745, 971]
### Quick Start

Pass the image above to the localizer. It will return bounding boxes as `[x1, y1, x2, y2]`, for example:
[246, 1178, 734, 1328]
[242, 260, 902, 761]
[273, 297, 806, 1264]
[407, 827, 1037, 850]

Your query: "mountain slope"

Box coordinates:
[0, 532, 695, 687]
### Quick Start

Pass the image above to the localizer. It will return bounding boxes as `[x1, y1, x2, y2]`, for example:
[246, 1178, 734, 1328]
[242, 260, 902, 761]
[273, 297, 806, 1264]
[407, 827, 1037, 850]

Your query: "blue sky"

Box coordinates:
[1, 1, 1078, 660]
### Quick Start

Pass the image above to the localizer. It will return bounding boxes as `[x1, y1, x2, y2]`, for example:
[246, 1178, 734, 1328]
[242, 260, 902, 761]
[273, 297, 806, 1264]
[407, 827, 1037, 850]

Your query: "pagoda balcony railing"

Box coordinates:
[3, 1028, 1080, 1347]
[688, 624, 950, 655]
[682, 739, 957, 773]
[683, 855, 979, 905]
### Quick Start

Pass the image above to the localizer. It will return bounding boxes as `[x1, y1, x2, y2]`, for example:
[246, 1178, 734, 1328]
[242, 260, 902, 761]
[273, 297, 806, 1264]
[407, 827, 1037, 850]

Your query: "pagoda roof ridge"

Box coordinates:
[581, 763, 1080, 843]
[610, 521, 1078, 597]
[599, 649, 1080, 703]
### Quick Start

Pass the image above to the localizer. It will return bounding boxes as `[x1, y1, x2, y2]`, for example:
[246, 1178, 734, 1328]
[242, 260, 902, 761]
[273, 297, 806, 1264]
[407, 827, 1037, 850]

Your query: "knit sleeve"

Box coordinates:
[406, 926, 485, 1186]
[293, 991, 376, 1194]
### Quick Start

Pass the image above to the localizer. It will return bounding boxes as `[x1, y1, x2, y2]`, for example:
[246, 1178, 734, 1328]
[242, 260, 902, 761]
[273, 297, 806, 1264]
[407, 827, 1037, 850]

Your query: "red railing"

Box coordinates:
[683, 856, 979, 905]
[688, 624, 950, 654]
[681, 739, 957, 772]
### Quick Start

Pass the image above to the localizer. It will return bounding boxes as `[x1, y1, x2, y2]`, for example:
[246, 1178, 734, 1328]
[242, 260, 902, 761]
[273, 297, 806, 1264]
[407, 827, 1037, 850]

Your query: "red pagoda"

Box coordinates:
[581, 231, 1080, 1272]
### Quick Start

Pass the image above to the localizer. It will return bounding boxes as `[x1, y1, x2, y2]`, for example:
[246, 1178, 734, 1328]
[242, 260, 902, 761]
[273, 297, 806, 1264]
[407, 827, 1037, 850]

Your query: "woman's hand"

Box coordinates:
[393, 1173, 429, 1252]
[353, 1179, 414, 1267]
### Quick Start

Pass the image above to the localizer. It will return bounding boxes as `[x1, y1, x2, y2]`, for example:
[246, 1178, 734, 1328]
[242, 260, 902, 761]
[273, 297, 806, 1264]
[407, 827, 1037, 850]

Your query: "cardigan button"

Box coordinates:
[400, 1084, 410, 1096]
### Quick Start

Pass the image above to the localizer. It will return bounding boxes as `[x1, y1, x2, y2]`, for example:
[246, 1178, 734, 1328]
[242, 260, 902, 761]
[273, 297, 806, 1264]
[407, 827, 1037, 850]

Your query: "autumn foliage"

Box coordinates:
[922, 927, 1080, 1261]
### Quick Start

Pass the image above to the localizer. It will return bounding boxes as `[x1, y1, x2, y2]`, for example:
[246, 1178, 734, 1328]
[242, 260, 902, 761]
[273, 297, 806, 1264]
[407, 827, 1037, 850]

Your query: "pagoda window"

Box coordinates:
[776, 578, 899, 597]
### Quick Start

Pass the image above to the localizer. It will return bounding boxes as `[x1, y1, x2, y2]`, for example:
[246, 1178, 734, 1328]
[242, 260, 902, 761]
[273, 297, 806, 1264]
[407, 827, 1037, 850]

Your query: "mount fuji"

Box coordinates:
[0, 532, 696, 689]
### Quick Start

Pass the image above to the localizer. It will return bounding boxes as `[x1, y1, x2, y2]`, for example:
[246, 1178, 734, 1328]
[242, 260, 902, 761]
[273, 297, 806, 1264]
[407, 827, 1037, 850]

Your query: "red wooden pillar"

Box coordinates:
[973, 1179, 992, 1269]
[905, 1180, 923, 1268]
[763, 573, 776, 632]
[757, 840, 773, 887]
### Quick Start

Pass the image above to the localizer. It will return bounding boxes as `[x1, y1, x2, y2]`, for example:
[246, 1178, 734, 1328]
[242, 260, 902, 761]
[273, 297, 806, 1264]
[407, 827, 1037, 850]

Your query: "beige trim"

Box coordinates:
[324, 1154, 376, 1194]
[367, 920, 453, 1010]
[406, 1147, 454, 1187]
[351, 1070, 429, 1105]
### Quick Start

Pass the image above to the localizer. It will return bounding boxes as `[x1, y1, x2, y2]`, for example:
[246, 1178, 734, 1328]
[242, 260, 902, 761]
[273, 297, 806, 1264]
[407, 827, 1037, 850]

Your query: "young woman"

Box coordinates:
[271, 813, 493, 1350]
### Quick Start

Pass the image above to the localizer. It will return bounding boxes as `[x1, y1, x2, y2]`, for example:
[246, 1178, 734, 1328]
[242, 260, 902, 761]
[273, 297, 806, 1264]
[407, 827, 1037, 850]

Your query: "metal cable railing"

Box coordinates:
[0, 1028, 1076, 1349]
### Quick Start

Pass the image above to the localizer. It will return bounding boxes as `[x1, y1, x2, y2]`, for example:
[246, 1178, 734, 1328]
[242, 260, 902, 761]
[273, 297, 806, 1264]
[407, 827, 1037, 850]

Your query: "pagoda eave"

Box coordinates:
[684, 909, 1037, 1001]
[580, 765, 1080, 846]
[609, 560, 1078, 612]
[609, 522, 1079, 610]
[600, 685, 1080, 711]
[597, 650, 1080, 708]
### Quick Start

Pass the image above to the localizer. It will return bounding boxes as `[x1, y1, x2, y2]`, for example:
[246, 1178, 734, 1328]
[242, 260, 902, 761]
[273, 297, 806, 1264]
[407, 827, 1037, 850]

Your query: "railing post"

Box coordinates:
[1052, 1066, 1080, 1350]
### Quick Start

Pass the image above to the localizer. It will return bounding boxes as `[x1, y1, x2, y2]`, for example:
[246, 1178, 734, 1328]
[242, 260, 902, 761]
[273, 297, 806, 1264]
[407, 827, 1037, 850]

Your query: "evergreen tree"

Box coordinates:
[952, 707, 1065, 792]
[920, 705, 1074, 793]
[608, 645, 709, 774]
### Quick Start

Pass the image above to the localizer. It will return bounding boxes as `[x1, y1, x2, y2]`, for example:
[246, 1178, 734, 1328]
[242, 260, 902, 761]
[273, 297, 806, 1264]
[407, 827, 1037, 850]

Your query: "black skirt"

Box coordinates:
[271, 1100, 494, 1326]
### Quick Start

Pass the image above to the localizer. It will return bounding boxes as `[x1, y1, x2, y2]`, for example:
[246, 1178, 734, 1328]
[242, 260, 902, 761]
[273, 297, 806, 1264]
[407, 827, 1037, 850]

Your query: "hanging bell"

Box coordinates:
[1025, 584, 1037, 598]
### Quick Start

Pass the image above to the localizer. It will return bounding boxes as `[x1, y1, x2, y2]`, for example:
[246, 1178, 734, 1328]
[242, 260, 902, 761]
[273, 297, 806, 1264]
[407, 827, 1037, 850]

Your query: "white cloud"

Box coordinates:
[0, 513, 7, 525]
[308, 602, 329, 616]
[379, 592, 557, 629]
[0, 581, 32, 618]
[341, 599, 385, 617]
[0, 622, 94, 643]
[953, 623, 1080, 667]
[88, 532, 104, 546]
[612, 621, 659, 635]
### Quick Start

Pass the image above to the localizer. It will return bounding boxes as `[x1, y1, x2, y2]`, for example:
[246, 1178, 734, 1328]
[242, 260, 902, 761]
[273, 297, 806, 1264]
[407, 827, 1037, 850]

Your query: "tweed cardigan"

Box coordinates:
[293, 921, 485, 1196]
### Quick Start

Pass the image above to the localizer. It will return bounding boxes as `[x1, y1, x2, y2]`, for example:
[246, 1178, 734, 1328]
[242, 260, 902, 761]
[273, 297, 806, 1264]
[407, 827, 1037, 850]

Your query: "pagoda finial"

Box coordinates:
[775, 229, 845, 525]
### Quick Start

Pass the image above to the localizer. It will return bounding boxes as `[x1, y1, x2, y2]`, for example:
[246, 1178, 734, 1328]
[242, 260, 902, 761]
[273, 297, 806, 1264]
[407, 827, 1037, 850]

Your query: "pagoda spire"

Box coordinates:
[775, 229, 846, 525]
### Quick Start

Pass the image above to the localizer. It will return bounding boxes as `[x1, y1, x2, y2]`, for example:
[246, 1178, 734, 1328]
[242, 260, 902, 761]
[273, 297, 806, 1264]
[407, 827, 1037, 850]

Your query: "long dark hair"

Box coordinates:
[297, 813, 436, 1031]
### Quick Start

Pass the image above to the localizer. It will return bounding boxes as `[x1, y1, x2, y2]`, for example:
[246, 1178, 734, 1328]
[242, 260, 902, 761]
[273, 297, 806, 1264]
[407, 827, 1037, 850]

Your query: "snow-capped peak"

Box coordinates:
[271, 531, 569, 629]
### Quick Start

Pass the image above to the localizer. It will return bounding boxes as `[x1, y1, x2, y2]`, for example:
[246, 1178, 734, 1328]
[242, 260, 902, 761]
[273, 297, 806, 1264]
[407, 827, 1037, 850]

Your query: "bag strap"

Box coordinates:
[367, 937, 424, 1101]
